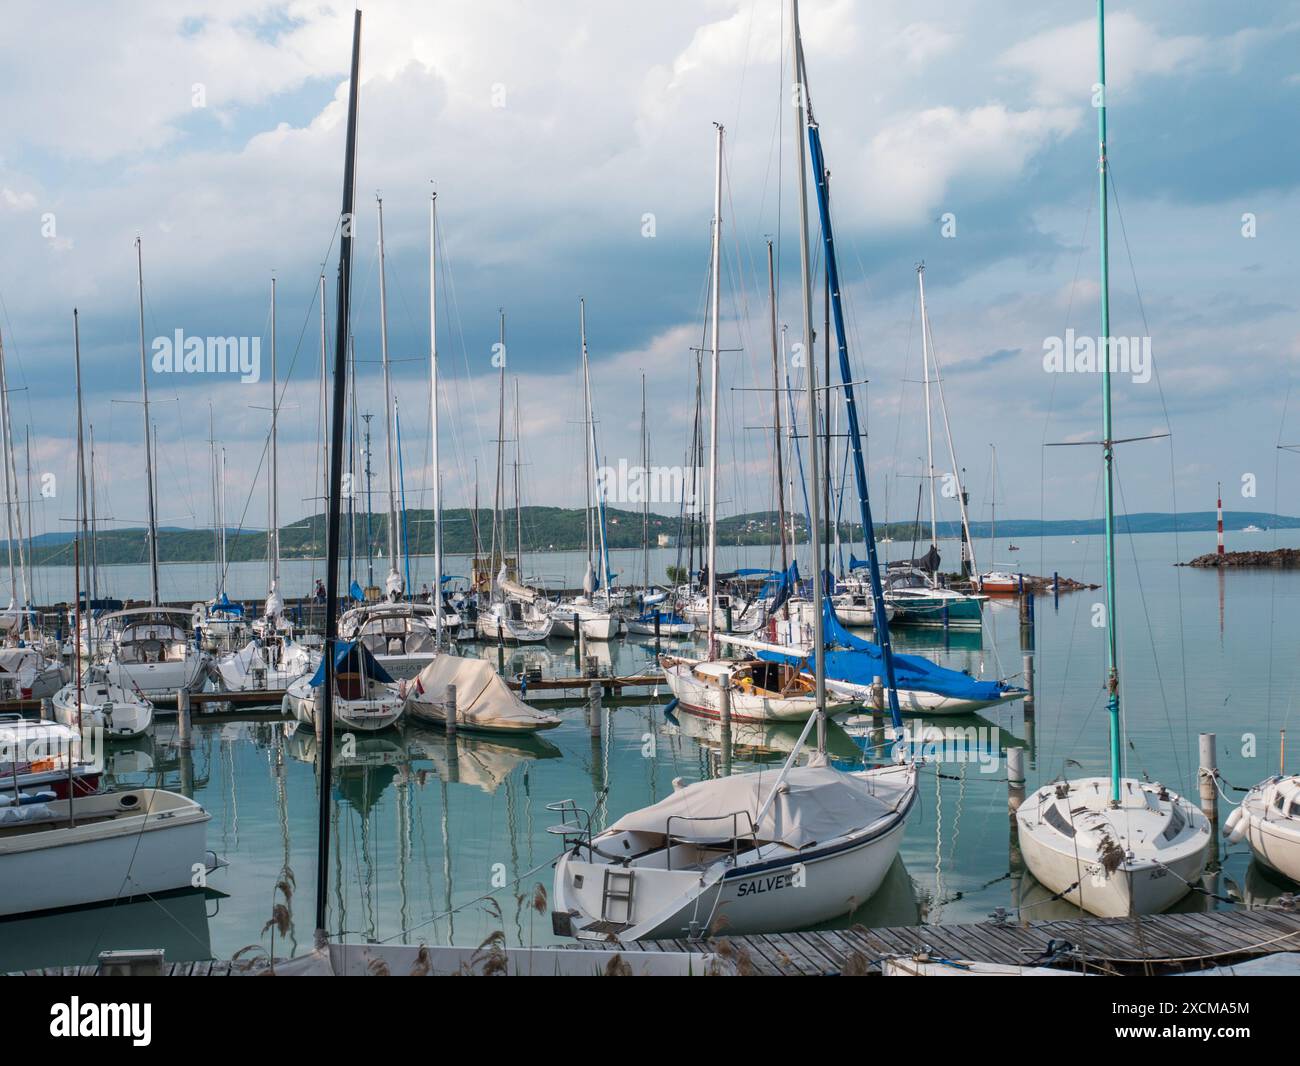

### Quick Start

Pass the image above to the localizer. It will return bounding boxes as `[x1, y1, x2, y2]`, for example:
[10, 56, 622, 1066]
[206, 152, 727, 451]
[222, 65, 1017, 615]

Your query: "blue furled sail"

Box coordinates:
[760, 599, 1016, 704]
[309, 640, 394, 687]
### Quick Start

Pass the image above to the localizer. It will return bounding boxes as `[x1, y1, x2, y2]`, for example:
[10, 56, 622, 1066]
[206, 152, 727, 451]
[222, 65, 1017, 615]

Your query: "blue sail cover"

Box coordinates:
[348, 580, 365, 601]
[308, 640, 394, 688]
[210, 592, 244, 616]
[759, 599, 1016, 703]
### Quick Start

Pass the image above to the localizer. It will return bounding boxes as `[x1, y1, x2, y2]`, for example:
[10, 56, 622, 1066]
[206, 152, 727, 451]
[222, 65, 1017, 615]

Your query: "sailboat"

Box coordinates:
[477, 312, 554, 644]
[553, 18, 916, 938]
[1015, 0, 1209, 918]
[215, 282, 318, 693]
[1225, 772, 1300, 886]
[337, 196, 441, 671]
[978, 444, 1022, 594]
[98, 241, 210, 704]
[51, 309, 153, 739]
[551, 300, 618, 641]
[878, 265, 985, 628]
[659, 124, 827, 725]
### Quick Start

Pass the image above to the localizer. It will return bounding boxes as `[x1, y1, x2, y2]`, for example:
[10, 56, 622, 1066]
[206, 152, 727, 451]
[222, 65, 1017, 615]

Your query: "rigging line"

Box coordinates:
[1107, 161, 1195, 776]
[1111, 455, 1187, 789]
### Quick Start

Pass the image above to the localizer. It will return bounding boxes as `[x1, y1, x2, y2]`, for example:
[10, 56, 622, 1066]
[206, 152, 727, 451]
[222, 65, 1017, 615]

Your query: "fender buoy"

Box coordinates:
[1224, 806, 1247, 843]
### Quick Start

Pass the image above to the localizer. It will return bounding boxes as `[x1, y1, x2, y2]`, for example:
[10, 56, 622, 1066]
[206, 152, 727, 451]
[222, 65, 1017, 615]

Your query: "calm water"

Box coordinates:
[6, 529, 1300, 970]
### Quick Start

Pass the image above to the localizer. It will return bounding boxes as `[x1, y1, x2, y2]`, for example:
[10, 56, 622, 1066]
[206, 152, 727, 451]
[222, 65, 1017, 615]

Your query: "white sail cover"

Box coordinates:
[495, 565, 538, 604]
[405, 654, 557, 730]
[609, 766, 905, 850]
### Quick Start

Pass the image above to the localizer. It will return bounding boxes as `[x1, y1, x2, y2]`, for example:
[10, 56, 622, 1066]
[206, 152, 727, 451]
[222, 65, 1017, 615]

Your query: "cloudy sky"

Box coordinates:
[1, 0, 1297, 552]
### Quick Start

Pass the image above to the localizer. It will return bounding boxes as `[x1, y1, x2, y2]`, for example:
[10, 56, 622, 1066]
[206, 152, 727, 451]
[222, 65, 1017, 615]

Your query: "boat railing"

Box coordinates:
[545, 799, 593, 853]
[665, 811, 757, 871]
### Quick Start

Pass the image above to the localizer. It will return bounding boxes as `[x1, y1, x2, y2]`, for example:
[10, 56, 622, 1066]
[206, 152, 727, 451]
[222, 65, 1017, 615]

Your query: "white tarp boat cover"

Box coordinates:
[609, 765, 906, 850]
[406, 654, 558, 730]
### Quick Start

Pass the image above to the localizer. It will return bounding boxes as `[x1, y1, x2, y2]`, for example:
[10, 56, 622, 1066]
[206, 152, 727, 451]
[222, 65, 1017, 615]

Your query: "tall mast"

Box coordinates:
[0, 328, 13, 608]
[640, 373, 649, 594]
[316, 6, 362, 936]
[919, 264, 979, 580]
[798, 0, 903, 732]
[705, 121, 723, 659]
[513, 379, 523, 578]
[919, 266, 938, 559]
[208, 404, 219, 597]
[430, 188, 443, 643]
[491, 310, 506, 578]
[1097, 0, 1121, 804]
[269, 275, 279, 598]
[74, 311, 90, 654]
[790, 4, 826, 754]
[319, 274, 329, 552]
[767, 240, 788, 577]
[89, 424, 98, 603]
[377, 195, 400, 594]
[135, 237, 160, 605]
[580, 299, 594, 581]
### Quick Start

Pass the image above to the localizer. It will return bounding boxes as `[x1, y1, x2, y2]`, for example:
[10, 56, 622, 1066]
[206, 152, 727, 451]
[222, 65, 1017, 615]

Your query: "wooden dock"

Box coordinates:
[574, 905, 1300, 975]
[14, 906, 1300, 977]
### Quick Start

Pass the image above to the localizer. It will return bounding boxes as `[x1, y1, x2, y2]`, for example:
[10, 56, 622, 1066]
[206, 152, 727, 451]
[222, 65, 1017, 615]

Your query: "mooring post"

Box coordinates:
[445, 683, 457, 736]
[177, 689, 193, 750]
[653, 610, 661, 651]
[1198, 732, 1217, 823]
[588, 681, 602, 739]
[719, 669, 733, 776]
[870, 674, 884, 713]
[1022, 652, 1035, 721]
[1007, 746, 1026, 812]
[39, 696, 51, 722]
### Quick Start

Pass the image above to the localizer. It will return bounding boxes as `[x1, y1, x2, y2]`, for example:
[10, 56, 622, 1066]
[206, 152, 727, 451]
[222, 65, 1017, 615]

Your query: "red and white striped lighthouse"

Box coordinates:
[1217, 482, 1225, 557]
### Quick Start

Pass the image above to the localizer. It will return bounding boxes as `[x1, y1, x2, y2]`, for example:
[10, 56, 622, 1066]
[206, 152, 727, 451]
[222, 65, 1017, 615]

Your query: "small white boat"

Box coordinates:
[51, 673, 154, 739]
[98, 607, 210, 703]
[624, 609, 694, 637]
[831, 589, 895, 628]
[0, 787, 212, 917]
[284, 641, 404, 732]
[338, 600, 443, 674]
[0, 715, 100, 799]
[551, 762, 916, 941]
[660, 654, 853, 723]
[214, 637, 318, 693]
[1224, 775, 1300, 885]
[1016, 777, 1210, 917]
[477, 599, 553, 644]
[400, 653, 560, 734]
[550, 599, 618, 641]
[0, 646, 65, 700]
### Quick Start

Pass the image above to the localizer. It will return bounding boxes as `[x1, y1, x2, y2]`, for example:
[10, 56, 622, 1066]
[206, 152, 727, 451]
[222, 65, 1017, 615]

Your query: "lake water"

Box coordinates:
[5, 528, 1299, 971]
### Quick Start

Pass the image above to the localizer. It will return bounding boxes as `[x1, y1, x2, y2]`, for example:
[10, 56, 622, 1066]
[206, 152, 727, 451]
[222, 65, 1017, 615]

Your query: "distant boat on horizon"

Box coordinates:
[1242, 524, 1265, 533]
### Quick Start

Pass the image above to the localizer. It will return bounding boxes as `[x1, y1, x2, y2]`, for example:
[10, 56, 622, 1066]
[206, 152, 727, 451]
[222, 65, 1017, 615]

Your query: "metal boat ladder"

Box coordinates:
[601, 867, 634, 924]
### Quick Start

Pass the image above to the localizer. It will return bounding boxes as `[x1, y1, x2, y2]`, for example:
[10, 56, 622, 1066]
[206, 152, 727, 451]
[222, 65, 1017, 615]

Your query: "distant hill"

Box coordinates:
[18, 508, 1298, 567]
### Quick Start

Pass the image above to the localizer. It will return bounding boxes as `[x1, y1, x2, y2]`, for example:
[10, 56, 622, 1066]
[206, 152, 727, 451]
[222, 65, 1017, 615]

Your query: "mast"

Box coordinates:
[1097, 0, 1121, 804]
[319, 275, 329, 556]
[640, 373, 649, 595]
[74, 311, 90, 654]
[0, 327, 12, 609]
[491, 310, 505, 580]
[580, 299, 594, 588]
[268, 275, 280, 601]
[376, 195, 401, 594]
[705, 121, 723, 659]
[89, 425, 98, 604]
[790, 5, 825, 752]
[0, 336, 30, 614]
[798, 0, 902, 730]
[919, 266, 938, 560]
[918, 264, 979, 580]
[768, 240, 788, 577]
[513, 379, 523, 578]
[316, 6, 362, 936]
[134, 237, 160, 605]
[430, 188, 444, 642]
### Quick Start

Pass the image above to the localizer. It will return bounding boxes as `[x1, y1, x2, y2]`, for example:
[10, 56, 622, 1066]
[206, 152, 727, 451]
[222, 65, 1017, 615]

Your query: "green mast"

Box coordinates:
[1097, 0, 1121, 805]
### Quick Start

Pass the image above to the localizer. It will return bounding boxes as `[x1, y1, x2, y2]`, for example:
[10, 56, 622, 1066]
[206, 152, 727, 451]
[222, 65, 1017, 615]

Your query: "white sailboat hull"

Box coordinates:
[1016, 777, 1210, 918]
[1225, 777, 1300, 884]
[553, 765, 916, 941]
[52, 680, 154, 739]
[285, 677, 404, 732]
[660, 657, 850, 724]
[101, 655, 208, 704]
[0, 789, 210, 917]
